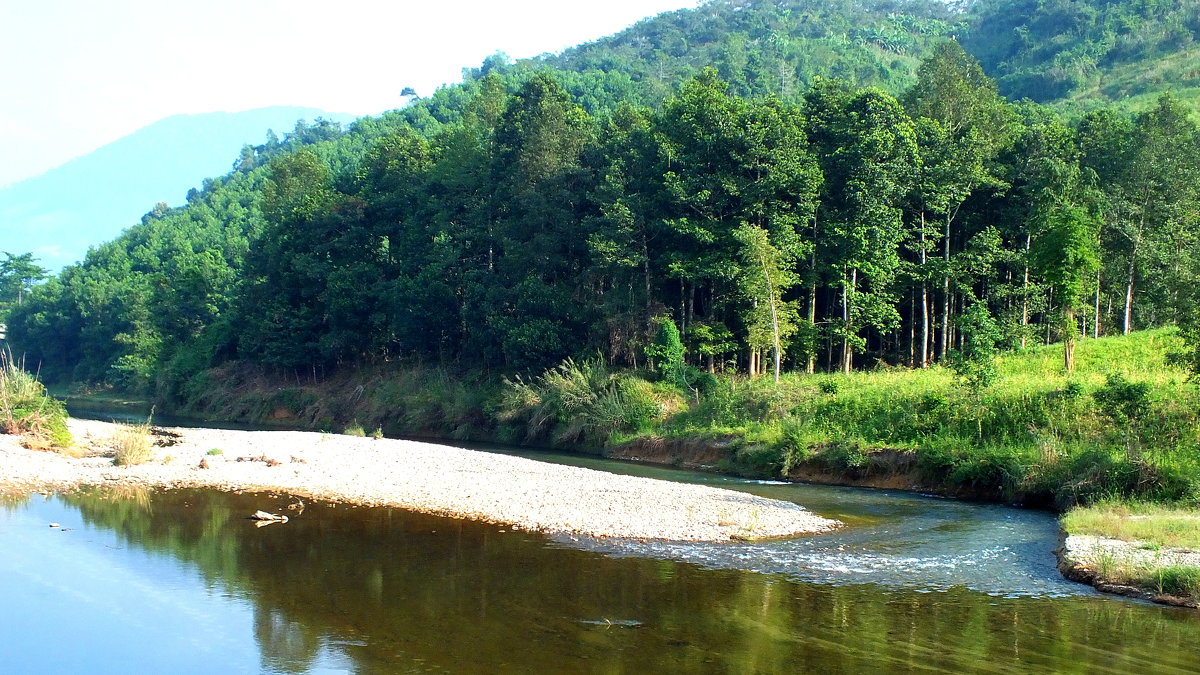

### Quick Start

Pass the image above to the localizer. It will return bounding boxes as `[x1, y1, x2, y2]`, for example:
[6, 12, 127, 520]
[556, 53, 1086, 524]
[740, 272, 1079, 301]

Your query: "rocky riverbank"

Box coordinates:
[1056, 532, 1200, 608]
[0, 418, 839, 542]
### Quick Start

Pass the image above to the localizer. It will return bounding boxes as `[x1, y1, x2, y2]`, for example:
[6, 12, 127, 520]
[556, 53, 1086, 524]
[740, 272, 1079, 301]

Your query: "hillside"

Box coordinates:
[526, 0, 1200, 113]
[0, 106, 356, 272]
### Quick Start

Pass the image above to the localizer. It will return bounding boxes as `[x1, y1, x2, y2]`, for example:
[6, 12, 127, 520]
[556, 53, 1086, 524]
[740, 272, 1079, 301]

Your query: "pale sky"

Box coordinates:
[0, 0, 696, 188]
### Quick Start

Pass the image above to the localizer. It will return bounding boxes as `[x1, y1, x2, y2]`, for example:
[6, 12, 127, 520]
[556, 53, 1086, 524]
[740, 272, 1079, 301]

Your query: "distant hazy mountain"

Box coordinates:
[0, 106, 358, 271]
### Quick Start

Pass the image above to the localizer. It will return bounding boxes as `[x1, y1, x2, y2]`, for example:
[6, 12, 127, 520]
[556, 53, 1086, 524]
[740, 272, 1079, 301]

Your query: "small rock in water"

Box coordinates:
[198, 458, 210, 469]
[48, 523, 60, 528]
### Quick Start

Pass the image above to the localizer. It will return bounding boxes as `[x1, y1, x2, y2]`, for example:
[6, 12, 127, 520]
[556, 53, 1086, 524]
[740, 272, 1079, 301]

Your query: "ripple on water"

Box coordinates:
[551, 481, 1093, 599]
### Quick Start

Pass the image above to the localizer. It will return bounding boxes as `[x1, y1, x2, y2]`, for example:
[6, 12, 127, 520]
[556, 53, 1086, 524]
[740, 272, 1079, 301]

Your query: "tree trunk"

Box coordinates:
[1064, 310, 1076, 372]
[842, 269, 856, 375]
[760, 255, 783, 384]
[1021, 233, 1030, 349]
[1094, 269, 1101, 339]
[1123, 247, 1136, 335]
[939, 215, 951, 361]
[920, 214, 930, 368]
[807, 213, 818, 375]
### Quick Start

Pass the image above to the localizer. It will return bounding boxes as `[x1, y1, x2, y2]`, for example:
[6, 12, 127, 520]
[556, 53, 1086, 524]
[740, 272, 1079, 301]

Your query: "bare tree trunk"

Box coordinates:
[760, 256, 783, 384]
[1021, 233, 1030, 349]
[1064, 310, 1076, 372]
[920, 214, 930, 368]
[1094, 270, 1101, 339]
[807, 214, 818, 375]
[939, 215, 951, 361]
[909, 293, 916, 368]
[641, 233, 651, 319]
[842, 269, 856, 375]
[1123, 247, 1136, 335]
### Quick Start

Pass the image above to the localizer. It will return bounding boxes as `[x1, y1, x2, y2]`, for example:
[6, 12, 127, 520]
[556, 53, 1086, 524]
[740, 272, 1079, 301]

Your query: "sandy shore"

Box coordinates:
[0, 418, 838, 542]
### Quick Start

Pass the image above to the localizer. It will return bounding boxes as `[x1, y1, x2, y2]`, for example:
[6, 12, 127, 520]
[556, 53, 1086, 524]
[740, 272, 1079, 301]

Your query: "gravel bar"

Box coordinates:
[0, 419, 839, 542]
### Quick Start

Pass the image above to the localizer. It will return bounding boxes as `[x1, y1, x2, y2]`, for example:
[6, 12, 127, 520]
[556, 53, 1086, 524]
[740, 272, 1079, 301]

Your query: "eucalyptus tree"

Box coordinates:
[806, 83, 918, 374]
[902, 40, 1012, 364]
[1079, 95, 1200, 334]
[488, 72, 598, 370]
[0, 252, 48, 314]
[655, 69, 820, 374]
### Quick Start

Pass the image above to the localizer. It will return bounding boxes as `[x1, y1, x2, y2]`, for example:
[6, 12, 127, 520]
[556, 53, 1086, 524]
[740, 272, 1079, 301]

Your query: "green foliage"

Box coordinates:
[0, 350, 71, 449]
[646, 318, 686, 386]
[948, 300, 1002, 390]
[1093, 373, 1152, 423]
[498, 358, 669, 445]
[343, 421, 366, 437]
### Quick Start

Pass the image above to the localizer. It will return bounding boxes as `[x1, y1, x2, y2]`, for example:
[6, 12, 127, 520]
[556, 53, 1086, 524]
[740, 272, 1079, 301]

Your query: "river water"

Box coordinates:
[2, 439, 1198, 673]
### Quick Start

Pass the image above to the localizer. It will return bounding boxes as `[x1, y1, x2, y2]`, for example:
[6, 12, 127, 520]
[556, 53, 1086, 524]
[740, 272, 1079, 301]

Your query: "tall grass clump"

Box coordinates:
[112, 421, 153, 466]
[498, 358, 673, 446]
[0, 350, 71, 449]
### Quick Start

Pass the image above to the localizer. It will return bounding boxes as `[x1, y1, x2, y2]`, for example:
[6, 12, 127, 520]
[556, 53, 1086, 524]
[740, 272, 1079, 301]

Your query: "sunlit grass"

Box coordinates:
[0, 349, 72, 449]
[1064, 502, 1200, 550]
[112, 422, 153, 466]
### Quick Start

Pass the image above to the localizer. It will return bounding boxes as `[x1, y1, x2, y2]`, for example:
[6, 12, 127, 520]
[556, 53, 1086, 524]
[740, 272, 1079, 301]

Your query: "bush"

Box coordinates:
[343, 420, 366, 437]
[498, 358, 670, 445]
[0, 350, 71, 449]
[814, 442, 867, 473]
[646, 317, 686, 386]
[1094, 373, 1151, 422]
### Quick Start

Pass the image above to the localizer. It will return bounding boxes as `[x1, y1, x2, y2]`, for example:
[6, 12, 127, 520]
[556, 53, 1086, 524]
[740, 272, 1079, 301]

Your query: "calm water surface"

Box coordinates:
[3, 434, 1199, 673]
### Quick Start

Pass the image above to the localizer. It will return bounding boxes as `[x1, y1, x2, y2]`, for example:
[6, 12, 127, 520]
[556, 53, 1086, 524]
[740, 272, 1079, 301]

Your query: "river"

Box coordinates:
[1, 434, 1197, 673]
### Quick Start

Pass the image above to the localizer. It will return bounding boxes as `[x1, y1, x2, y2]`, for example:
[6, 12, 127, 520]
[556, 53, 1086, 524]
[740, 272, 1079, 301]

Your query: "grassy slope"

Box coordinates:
[615, 329, 1199, 508]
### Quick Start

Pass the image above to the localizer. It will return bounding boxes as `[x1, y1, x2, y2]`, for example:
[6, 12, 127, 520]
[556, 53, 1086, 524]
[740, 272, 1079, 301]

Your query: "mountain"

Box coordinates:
[0, 106, 358, 271]
[525, 0, 1200, 114]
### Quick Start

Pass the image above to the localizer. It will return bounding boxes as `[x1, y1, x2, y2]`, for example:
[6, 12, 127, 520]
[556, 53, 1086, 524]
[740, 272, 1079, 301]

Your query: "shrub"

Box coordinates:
[343, 421, 366, 437]
[1094, 373, 1151, 422]
[498, 358, 669, 445]
[646, 317, 686, 386]
[814, 442, 867, 473]
[0, 350, 71, 449]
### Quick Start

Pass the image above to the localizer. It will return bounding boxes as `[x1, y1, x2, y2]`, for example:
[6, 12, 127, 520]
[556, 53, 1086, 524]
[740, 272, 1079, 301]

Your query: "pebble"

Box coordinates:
[1, 418, 840, 542]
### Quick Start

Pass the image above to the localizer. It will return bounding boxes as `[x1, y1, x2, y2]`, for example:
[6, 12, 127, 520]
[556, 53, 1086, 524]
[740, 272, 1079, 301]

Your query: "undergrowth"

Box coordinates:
[163, 329, 1199, 508]
[0, 350, 71, 449]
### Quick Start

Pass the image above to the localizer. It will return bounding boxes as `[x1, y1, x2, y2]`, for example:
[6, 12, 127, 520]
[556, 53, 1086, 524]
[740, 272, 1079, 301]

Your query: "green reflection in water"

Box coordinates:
[50, 488, 1200, 674]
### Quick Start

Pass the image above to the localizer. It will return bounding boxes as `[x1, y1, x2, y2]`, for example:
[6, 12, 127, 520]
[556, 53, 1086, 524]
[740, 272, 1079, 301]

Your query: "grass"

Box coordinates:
[0, 349, 71, 449]
[164, 328, 1200, 509]
[1064, 500, 1200, 602]
[343, 421, 366, 437]
[1064, 502, 1200, 550]
[112, 422, 153, 466]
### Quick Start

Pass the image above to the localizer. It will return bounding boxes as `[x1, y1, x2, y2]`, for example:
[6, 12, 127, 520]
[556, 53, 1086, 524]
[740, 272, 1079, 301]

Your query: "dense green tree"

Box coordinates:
[0, 252, 48, 316]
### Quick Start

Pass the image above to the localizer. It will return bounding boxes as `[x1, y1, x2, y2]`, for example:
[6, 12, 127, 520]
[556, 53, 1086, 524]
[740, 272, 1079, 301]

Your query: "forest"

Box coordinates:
[6, 0, 1200, 399]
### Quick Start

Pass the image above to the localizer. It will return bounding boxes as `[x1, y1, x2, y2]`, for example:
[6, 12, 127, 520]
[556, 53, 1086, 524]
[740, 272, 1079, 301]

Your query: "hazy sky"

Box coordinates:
[0, 0, 696, 188]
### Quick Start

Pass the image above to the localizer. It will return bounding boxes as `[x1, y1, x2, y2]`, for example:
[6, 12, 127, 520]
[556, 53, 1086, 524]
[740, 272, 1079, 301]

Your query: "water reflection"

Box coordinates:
[0, 488, 1196, 674]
